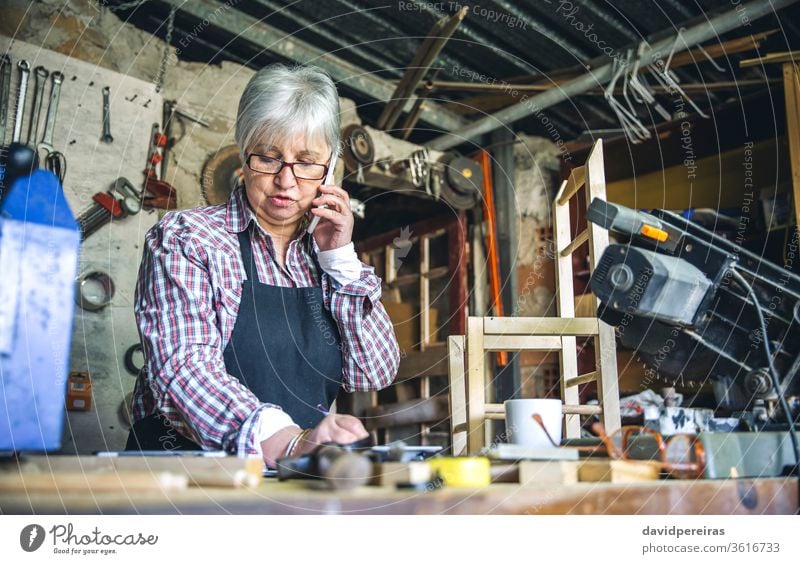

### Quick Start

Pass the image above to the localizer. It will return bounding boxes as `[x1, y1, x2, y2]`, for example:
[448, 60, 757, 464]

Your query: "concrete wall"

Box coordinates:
[2, 0, 361, 453]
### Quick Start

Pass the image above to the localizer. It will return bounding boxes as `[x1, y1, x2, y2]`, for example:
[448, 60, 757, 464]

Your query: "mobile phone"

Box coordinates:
[307, 151, 338, 235]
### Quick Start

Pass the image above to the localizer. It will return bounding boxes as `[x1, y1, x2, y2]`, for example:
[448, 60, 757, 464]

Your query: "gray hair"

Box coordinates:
[235, 64, 340, 160]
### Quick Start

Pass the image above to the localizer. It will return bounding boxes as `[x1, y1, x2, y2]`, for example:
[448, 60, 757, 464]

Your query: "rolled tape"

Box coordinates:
[426, 457, 491, 487]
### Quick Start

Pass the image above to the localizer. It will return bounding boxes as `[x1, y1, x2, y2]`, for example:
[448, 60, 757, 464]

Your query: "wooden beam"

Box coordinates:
[158, 0, 467, 132]
[395, 345, 449, 382]
[483, 335, 563, 351]
[448, 336, 468, 456]
[564, 371, 599, 389]
[467, 317, 487, 454]
[563, 404, 603, 416]
[363, 396, 448, 430]
[557, 166, 586, 205]
[740, 50, 800, 67]
[553, 167, 582, 438]
[560, 229, 588, 257]
[783, 63, 800, 229]
[585, 141, 621, 437]
[483, 317, 599, 336]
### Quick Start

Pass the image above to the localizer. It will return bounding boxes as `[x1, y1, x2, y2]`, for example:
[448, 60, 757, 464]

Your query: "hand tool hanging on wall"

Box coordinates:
[0, 55, 13, 144]
[101, 86, 113, 143]
[143, 176, 176, 210]
[162, 100, 209, 181]
[75, 270, 115, 313]
[143, 123, 163, 181]
[34, 71, 66, 183]
[26, 66, 48, 146]
[11, 60, 29, 143]
[76, 177, 141, 240]
[36, 70, 63, 155]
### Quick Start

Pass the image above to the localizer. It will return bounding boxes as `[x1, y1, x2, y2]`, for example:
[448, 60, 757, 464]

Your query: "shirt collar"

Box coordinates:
[225, 184, 313, 246]
[225, 184, 252, 233]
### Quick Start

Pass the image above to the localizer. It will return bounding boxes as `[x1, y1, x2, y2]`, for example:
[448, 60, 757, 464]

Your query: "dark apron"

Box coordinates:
[126, 226, 343, 451]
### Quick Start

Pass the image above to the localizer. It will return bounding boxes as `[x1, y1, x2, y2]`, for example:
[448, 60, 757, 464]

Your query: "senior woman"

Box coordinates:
[126, 64, 400, 467]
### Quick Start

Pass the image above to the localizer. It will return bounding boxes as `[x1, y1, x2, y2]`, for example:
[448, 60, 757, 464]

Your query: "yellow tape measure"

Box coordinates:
[427, 457, 491, 487]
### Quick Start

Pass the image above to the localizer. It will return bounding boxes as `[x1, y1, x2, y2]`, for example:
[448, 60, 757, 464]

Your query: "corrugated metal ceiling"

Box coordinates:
[113, 0, 800, 145]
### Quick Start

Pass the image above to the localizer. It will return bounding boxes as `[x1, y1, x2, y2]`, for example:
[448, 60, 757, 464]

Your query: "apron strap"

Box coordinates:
[236, 228, 256, 282]
[237, 225, 324, 286]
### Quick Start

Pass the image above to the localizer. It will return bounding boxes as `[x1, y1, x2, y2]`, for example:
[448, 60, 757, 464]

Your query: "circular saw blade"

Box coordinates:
[201, 145, 244, 205]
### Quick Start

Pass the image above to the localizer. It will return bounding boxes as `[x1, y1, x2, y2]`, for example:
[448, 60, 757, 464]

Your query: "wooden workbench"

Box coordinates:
[1, 475, 796, 515]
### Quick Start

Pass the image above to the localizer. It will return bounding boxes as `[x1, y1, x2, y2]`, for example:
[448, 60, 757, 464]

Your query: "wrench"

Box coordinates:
[101, 85, 113, 143]
[37, 71, 64, 154]
[0, 55, 11, 145]
[26, 66, 48, 146]
[11, 60, 30, 143]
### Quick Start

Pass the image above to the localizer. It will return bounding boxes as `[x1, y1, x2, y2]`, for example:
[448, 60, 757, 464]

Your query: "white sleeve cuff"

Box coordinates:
[253, 407, 298, 456]
[316, 242, 363, 286]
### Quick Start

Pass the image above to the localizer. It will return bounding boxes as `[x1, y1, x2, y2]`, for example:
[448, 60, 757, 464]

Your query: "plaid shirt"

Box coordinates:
[131, 185, 399, 455]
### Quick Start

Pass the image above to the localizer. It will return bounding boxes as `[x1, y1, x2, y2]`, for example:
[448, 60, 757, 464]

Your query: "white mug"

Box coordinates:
[504, 398, 563, 448]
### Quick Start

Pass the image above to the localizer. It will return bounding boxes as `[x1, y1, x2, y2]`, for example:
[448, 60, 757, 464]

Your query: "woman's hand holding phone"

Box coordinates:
[307, 153, 354, 251]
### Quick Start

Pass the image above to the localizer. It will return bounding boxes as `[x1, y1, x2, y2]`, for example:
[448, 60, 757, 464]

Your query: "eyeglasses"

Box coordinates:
[245, 153, 328, 180]
[593, 424, 707, 479]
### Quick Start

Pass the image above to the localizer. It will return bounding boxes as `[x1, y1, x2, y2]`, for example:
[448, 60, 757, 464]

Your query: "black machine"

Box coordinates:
[587, 198, 800, 429]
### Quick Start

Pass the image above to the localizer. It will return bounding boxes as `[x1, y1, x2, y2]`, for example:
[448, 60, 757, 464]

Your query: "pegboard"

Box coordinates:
[1, 36, 163, 454]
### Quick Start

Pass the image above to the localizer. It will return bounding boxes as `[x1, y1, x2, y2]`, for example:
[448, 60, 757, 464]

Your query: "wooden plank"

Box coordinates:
[395, 344, 449, 382]
[448, 336, 468, 456]
[1, 475, 795, 514]
[784, 63, 800, 230]
[669, 29, 777, 68]
[423, 265, 450, 279]
[14, 454, 263, 477]
[418, 235, 431, 439]
[485, 401, 504, 421]
[486, 402, 599, 416]
[578, 460, 660, 483]
[484, 316, 599, 336]
[553, 182, 581, 438]
[740, 50, 800, 67]
[483, 335, 563, 351]
[564, 370, 598, 389]
[574, 293, 595, 317]
[420, 235, 430, 349]
[585, 140, 621, 437]
[518, 461, 580, 486]
[466, 316, 487, 454]
[557, 165, 586, 205]
[357, 215, 453, 253]
[386, 272, 420, 287]
[485, 403, 504, 415]
[0, 471, 188, 493]
[560, 228, 588, 257]
[372, 462, 432, 486]
[563, 404, 602, 416]
[363, 396, 449, 430]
